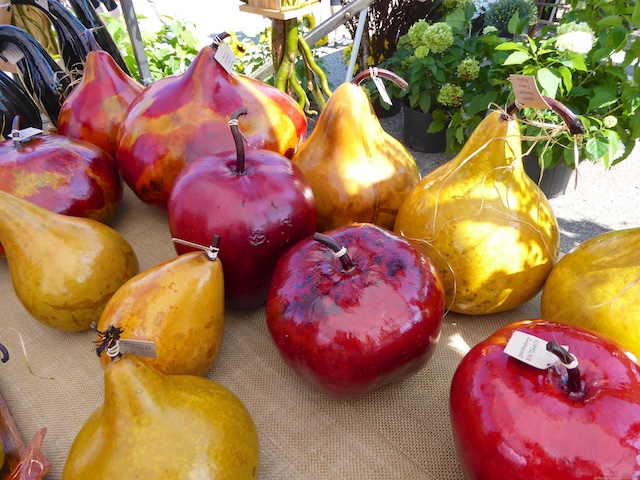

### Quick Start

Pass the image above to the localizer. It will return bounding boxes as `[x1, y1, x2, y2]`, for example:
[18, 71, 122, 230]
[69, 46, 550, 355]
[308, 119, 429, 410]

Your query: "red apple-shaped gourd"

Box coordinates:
[117, 32, 307, 209]
[266, 224, 445, 399]
[167, 108, 316, 310]
[0, 117, 122, 257]
[57, 31, 144, 158]
[450, 319, 640, 480]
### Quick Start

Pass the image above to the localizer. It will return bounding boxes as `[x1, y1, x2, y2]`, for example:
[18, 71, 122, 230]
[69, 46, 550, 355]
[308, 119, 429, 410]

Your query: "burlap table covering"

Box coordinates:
[0, 185, 544, 479]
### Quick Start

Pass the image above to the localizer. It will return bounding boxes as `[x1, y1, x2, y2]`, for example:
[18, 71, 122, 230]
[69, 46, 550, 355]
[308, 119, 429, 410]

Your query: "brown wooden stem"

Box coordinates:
[313, 233, 356, 273]
[506, 96, 585, 135]
[229, 108, 248, 175]
[352, 67, 409, 91]
[210, 31, 232, 49]
[546, 341, 583, 396]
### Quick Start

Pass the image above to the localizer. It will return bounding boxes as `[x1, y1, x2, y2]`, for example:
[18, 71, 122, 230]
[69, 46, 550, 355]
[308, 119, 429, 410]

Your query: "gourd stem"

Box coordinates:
[84, 28, 101, 52]
[228, 108, 248, 175]
[313, 232, 356, 273]
[506, 96, 585, 135]
[546, 341, 582, 395]
[352, 67, 408, 91]
[210, 31, 231, 49]
[10, 115, 22, 148]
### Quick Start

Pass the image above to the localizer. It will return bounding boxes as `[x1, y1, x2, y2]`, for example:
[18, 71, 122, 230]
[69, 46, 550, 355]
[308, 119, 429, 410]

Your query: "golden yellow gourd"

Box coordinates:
[291, 72, 420, 232]
[0, 190, 139, 331]
[96, 249, 225, 376]
[541, 228, 640, 362]
[394, 110, 560, 314]
[63, 354, 260, 480]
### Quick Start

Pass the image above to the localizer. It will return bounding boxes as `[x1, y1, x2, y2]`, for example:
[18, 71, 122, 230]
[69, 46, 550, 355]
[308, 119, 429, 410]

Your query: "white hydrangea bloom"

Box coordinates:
[555, 30, 596, 55]
[473, 0, 497, 18]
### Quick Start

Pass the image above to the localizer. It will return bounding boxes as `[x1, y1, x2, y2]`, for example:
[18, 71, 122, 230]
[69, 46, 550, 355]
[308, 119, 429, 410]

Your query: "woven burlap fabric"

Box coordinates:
[0, 186, 543, 479]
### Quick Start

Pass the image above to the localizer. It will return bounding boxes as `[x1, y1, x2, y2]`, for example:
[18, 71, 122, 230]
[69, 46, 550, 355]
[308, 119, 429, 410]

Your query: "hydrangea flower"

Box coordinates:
[457, 58, 480, 81]
[423, 23, 454, 54]
[443, 0, 473, 10]
[482, 26, 499, 35]
[603, 115, 618, 128]
[437, 83, 464, 107]
[555, 21, 597, 55]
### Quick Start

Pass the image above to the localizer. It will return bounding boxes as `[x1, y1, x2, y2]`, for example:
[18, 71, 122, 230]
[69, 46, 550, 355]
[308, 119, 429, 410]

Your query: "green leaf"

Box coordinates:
[502, 51, 532, 65]
[557, 66, 573, 94]
[445, 8, 467, 31]
[587, 84, 618, 112]
[585, 136, 610, 162]
[536, 68, 560, 98]
[419, 95, 431, 114]
[468, 91, 498, 115]
[568, 54, 587, 72]
[495, 42, 529, 52]
[507, 11, 521, 35]
[427, 118, 445, 133]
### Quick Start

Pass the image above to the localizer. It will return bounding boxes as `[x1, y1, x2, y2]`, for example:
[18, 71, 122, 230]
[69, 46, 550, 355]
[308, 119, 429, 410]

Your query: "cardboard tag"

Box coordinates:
[118, 339, 157, 359]
[214, 43, 236, 74]
[1, 43, 25, 65]
[509, 75, 549, 110]
[504, 331, 566, 369]
[9, 127, 43, 142]
[370, 68, 392, 106]
[34, 0, 49, 11]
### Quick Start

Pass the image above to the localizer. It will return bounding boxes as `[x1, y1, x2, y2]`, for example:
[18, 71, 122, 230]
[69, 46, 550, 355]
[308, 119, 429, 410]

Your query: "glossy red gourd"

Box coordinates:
[57, 38, 144, 158]
[117, 35, 307, 209]
[0, 123, 122, 258]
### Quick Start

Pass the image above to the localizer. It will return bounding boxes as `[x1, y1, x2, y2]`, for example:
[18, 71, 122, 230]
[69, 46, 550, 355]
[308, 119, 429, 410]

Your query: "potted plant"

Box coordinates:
[488, 0, 640, 196]
[380, 3, 503, 153]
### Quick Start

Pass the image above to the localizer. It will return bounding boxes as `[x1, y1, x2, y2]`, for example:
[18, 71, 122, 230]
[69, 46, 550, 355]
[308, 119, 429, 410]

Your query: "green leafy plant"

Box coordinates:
[491, 0, 640, 169]
[483, 0, 538, 36]
[103, 14, 201, 81]
[380, 3, 504, 152]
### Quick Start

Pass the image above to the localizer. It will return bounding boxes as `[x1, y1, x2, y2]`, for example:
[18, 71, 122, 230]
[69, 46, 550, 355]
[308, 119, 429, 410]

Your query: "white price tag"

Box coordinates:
[1, 43, 25, 65]
[9, 127, 43, 142]
[504, 331, 567, 370]
[34, 0, 49, 11]
[214, 43, 236, 74]
[119, 339, 158, 359]
[370, 68, 392, 106]
[509, 75, 550, 110]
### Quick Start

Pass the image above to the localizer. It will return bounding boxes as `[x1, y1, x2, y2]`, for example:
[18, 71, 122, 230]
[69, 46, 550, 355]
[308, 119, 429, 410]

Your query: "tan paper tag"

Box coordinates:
[118, 339, 158, 359]
[509, 75, 550, 110]
[504, 331, 566, 369]
[1, 43, 25, 65]
[9, 127, 43, 142]
[214, 43, 237, 74]
[370, 68, 392, 106]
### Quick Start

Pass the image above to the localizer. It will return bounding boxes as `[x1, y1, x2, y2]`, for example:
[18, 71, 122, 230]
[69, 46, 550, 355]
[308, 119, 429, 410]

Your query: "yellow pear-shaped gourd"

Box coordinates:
[291, 69, 420, 231]
[394, 110, 560, 314]
[0, 190, 139, 331]
[96, 243, 225, 376]
[63, 354, 260, 480]
[541, 228, 640, 362]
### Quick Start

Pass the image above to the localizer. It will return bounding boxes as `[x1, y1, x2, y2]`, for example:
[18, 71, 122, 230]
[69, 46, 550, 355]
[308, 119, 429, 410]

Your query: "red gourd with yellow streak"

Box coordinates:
[57, 32, 143, 158]
[116, 32, 307, 209]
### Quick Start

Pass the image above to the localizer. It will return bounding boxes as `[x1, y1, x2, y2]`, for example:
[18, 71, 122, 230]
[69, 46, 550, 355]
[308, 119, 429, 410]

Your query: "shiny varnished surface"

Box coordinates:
[542, 227, 640, 361]
[168, 149, 317, 310]
[0, 133, 122, 227]
[0, 190, 139, 331]
[116, 45, 307, 209]
[96, 252, 225, 376]
[62, 355, 260, 480]
[291, 82, 420, 232]
[450, 320, 640, 479]
[266, 223, 445, 399]
[58, 50, 144, 158]
[394, 111, 560, 314]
